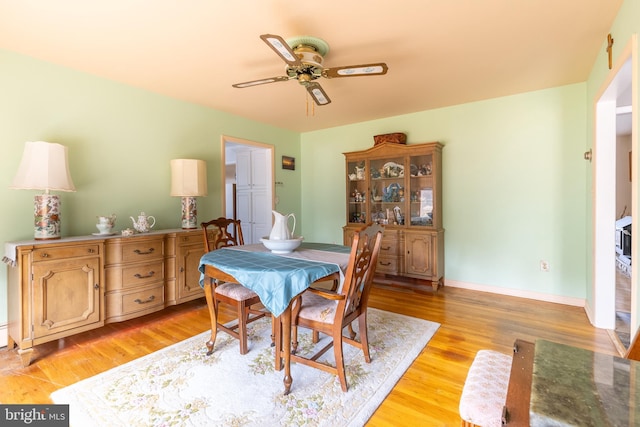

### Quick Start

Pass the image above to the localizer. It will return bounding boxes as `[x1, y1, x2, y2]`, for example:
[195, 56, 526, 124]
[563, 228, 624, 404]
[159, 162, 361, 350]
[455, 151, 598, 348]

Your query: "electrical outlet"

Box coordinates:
[540, 260, 550, 272]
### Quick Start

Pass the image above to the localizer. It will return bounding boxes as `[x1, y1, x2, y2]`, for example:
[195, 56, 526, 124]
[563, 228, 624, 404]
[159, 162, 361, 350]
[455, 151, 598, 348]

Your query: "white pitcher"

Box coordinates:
[269, 211, 296, 240]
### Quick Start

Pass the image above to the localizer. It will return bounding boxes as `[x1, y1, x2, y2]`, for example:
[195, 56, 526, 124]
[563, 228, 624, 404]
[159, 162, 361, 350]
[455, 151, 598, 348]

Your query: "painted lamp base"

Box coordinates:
[34, 194, 61, 240]
[181, 196, 198, 229]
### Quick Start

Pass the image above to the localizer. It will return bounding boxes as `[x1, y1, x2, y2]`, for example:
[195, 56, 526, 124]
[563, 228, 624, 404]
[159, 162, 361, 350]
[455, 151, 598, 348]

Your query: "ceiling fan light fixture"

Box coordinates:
[286, 36, 329, 57]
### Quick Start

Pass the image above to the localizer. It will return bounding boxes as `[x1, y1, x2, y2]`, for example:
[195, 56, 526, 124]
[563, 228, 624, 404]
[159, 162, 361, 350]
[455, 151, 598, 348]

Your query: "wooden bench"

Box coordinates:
[459, 349, 512, 427]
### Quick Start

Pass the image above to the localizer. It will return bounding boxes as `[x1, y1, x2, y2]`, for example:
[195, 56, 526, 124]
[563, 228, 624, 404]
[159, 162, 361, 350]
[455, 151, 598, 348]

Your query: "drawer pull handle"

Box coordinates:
[88, 248, 95, 254]
[134, 248, 155, 255]
[381, 246, 392, 251]
[134, 271, 155, 279]
[380, 261, 391, 266]
[41, 253, 49, 258]
[134, 295, 156, 304]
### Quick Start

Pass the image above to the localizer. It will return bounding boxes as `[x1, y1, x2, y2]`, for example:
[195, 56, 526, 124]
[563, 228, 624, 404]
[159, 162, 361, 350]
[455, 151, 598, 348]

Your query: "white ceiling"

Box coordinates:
[0, 1, 623, 133]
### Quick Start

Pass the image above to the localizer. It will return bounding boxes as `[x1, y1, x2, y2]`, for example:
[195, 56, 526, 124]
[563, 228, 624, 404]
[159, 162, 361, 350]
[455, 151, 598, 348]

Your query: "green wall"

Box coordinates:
[301, 84, 587, 298]
[2, 0, 637, 333]
[0, 49, 300, 327]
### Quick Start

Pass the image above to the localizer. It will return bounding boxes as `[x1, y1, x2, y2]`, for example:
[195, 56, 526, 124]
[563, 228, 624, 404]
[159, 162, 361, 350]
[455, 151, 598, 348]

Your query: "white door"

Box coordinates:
[223, 137, 274, 245]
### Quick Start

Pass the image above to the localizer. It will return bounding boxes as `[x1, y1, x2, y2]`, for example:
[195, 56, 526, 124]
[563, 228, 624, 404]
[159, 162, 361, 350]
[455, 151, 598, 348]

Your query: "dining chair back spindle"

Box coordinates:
[201, 217, 268, 355]
[290, 223, 384, 391]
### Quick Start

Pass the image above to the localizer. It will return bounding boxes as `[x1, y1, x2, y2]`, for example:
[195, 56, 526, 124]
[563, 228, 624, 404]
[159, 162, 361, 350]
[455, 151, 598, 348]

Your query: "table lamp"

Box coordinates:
[170, 159, 208, 229]
[10, 141, 76, 240]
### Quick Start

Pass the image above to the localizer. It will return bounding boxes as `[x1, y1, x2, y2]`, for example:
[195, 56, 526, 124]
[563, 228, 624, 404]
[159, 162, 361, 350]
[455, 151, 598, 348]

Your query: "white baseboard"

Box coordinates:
[0, 323, 7, 348]
[445, 279, 586, 307]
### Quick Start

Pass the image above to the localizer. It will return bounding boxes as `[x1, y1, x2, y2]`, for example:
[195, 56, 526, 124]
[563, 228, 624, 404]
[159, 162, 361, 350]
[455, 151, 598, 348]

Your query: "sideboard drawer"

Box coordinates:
[120, 239, 165, 262]
[178, 232, 205, 246]
[106, 260, 165, 290]
[106, 283, 165, 320]
[33, 244, 100, 261]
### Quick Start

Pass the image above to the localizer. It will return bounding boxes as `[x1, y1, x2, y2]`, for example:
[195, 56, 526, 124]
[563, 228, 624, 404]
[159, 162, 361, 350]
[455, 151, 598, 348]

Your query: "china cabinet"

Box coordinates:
[6, 228, 208, 366]
[343, 141, 444, 290]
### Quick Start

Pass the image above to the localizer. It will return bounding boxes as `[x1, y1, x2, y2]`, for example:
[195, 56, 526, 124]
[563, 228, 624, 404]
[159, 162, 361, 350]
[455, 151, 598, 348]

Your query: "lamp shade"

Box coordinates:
[10, 141, 76, 192]
[170, 159, 207, 197]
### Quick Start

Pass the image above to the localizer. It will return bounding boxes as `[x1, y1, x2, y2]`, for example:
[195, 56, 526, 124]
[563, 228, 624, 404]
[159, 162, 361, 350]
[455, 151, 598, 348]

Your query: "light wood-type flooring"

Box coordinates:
[0, 283, 619, 426]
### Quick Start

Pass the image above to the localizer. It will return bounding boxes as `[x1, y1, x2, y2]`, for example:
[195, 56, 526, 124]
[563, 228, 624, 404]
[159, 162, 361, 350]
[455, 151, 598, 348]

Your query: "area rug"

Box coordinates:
[51, 308, 439, 427]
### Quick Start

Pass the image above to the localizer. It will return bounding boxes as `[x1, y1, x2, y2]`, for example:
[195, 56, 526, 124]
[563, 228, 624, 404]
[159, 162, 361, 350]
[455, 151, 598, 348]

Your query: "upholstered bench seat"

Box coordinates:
[459, 349, 513, 427]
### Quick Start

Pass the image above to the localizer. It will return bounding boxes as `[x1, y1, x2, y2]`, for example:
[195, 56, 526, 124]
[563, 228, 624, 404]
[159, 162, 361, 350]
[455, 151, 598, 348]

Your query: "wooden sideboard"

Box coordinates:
[6, 228, 206, 366]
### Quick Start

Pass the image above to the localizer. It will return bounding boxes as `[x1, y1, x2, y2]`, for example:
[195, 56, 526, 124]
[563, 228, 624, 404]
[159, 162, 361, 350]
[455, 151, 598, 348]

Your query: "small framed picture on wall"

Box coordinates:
[282, 156, 295, 170]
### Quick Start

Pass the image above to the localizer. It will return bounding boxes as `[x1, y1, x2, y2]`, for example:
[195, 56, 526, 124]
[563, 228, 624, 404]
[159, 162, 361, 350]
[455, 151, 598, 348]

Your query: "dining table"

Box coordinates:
[198, 241, 352, 394]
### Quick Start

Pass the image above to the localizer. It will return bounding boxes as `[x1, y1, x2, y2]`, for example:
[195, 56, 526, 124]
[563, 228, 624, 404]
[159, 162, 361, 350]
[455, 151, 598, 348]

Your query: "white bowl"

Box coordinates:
[260, 236, 304, 254]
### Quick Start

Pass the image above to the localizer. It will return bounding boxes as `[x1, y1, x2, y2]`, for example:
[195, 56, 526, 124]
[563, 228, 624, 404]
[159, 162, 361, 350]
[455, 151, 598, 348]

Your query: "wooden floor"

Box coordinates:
[0, 283, 619, 426]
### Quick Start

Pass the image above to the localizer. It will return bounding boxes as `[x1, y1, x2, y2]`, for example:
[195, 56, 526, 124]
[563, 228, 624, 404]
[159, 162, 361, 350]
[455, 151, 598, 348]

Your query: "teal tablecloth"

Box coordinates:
[199, 242, 350, 317]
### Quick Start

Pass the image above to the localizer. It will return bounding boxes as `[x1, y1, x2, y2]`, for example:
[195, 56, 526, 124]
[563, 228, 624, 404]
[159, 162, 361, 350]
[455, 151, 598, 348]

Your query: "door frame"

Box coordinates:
[592, 35, 637, 331]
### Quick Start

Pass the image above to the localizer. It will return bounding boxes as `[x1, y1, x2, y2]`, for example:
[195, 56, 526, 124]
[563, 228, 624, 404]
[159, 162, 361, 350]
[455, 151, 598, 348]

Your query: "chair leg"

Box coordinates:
[358, 314, 371, 363]
[334, 329, 348, 392]
[238, 301, 249, 355]
[270, 315, 276, 347]
[204, 281, 218, 356]
[292, 323, 299, 354]
[347, 323, 356, 340]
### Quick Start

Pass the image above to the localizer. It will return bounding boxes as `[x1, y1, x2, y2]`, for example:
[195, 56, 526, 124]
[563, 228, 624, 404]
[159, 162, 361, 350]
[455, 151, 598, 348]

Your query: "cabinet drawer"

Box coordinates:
[119, 239, 164, 262]
[378, 236, 398, 256]
[106, 284, 165, 318]
[122, 285, 164, 313]
[32, 244, 100, 261]
[376, 255, 399, 274]
[106, 260, 165, 290]
[122, 260, 165, 287]
[178, 232, 206, 246]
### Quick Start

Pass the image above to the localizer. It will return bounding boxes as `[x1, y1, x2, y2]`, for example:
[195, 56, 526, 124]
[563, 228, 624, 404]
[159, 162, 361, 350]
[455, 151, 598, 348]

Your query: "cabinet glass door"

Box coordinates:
[369, 156, 405, 225]
[347, 160, 367, 224]
[409, 153, 434, 227]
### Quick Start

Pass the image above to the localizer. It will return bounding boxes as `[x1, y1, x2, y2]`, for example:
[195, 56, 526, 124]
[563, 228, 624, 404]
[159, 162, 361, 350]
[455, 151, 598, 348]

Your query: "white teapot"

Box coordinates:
[96, 214, 116, 234]
[269, 211, 295, 240]
[130, 212, 156, 233]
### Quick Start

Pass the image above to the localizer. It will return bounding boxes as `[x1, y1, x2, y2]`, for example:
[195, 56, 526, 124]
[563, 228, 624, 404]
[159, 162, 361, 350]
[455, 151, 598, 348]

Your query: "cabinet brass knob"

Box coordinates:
[94, 283, 99, 290]
[88, 248, 95, 253]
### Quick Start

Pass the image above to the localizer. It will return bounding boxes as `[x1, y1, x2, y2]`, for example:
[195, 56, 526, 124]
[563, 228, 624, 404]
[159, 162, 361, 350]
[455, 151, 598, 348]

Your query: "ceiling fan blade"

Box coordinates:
[322, 63, 388, 78]
[260, 34, 302, 67]
[306, 82, 331, 106]
[232, 76, 290, 88]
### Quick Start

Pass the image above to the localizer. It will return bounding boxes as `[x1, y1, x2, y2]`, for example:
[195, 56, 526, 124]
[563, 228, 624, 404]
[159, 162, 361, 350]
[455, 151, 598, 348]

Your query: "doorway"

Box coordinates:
[221, 135, 274, 244]
[593, 35, 636, 349]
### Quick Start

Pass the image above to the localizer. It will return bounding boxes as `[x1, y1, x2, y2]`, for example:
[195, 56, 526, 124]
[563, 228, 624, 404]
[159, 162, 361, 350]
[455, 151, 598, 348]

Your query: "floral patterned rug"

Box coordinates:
[51, 308, 439, 427]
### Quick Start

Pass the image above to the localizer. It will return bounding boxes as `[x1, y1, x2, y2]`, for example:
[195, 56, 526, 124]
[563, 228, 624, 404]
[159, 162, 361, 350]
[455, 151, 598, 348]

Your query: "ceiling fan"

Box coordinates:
[232, 34, 388, 106]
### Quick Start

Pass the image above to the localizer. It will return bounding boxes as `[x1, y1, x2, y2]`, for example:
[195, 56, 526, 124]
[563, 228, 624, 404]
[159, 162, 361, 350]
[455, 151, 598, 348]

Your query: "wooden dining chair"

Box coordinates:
[290, 223, 384, 392]
[201, 217, 268, 355]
